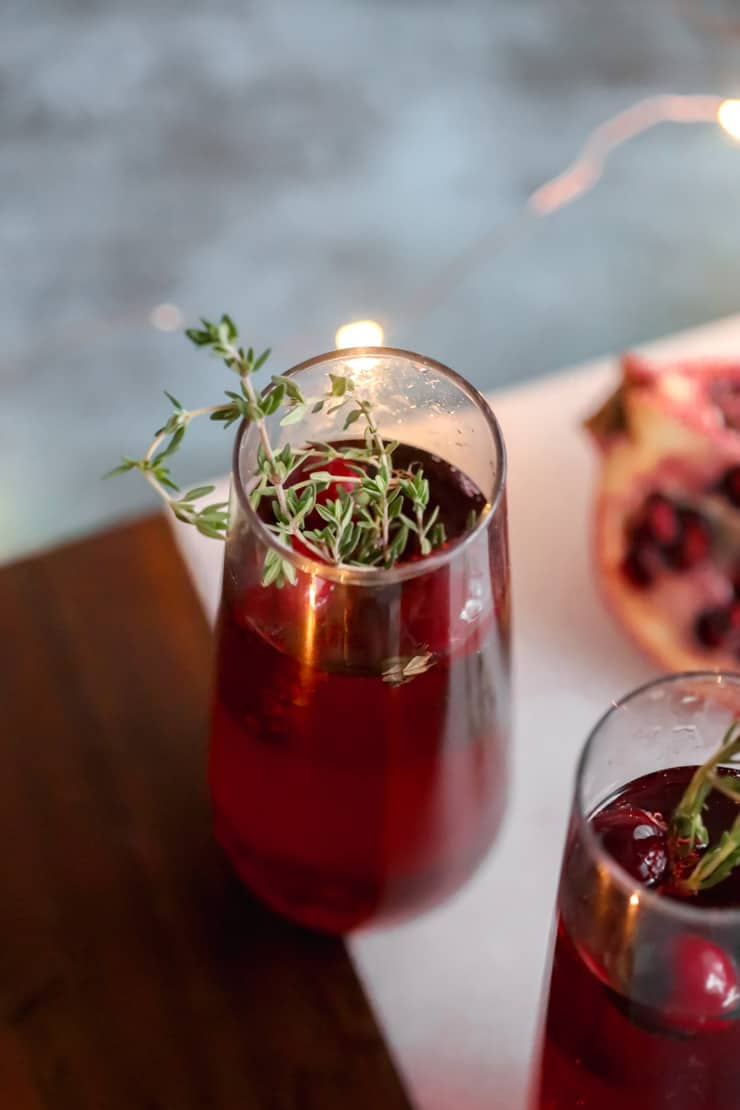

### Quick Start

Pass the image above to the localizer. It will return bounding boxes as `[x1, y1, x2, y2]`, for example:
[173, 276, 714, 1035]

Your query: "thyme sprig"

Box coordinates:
[670, 719, 740, 894]
[107, 314, 449, 583]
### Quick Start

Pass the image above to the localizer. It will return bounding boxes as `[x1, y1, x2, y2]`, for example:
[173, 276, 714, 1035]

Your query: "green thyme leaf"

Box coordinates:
[261, 549, 283, 587]
[387, 524, 409, 564]
[271, 375, 304, 403]
[329, 373, 348, 397]
[687, 819, 740, 890]
[103, 458, 138, 478]
[282, 558, 297, 586]
[430, 522, 447, 548]
[261, 384, 285, 416]
[280, 404, 308, 426]
[185, 327, 211, 346]
[153, 467, 179, 492]
[182, 485, 216, 501]
[382, 651, 435, 686]
[295, 485, 317, 521]
[152, 425, 186, 464]
[252, 347, 272, 372]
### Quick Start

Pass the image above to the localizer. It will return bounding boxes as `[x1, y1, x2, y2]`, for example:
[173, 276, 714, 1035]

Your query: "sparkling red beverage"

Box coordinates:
[209, 349, 511, 932]
[534, 674, 740, 1110]
[538, 770, 740, 1109]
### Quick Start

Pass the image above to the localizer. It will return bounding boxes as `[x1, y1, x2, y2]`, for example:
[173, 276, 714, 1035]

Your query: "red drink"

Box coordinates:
[537, 767, 740, 1109]
[210, 443, 510, 932]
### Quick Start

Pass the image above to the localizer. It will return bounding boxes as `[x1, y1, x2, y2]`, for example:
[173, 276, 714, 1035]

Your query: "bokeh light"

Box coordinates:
[335, 319, 384, 349]
[718, 99, 740, 141]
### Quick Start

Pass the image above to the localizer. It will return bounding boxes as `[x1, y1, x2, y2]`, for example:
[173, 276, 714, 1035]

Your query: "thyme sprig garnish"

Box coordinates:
[670, 719, 740, 894]
[107, 314, 450, 583]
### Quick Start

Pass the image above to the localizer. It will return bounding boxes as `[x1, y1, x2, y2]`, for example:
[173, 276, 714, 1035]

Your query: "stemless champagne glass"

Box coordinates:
[208, 347, 511, 932]
[535, 672, 740, 1109]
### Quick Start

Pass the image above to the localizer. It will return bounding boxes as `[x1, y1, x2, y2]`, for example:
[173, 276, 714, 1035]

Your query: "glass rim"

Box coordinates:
[231, 344, 507, 586]
[575, 670, 740, 927]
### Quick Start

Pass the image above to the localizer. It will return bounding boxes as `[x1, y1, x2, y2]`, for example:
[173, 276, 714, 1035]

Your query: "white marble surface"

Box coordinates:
[169, 314, 740, 1109]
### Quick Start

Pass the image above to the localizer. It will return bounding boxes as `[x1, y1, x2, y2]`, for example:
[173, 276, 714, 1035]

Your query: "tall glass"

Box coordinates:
[209, 347, 511, 932]
[535, 672, 740, 1109]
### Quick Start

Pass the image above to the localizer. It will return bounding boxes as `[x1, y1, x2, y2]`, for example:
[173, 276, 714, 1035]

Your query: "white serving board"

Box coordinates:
[168, 314, 740, 1110]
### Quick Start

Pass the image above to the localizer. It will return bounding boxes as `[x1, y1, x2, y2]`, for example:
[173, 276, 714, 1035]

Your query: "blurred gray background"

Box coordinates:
[3, 0, 740, 561]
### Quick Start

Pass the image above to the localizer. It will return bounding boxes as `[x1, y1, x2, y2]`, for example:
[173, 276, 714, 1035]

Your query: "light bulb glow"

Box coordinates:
[718, 99, 740, 141]
[150, 303, 185, 331]
[335, 320, 384, 350]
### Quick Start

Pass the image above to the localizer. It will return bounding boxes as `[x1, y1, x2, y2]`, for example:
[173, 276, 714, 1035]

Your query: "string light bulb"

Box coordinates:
[335, 320, 384, 349]
[150, 303, 185, 332]
[718, 99, 740, 141]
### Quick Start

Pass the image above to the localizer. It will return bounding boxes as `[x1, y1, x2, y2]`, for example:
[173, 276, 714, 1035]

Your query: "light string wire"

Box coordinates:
[675, 0, 740, 37]
[392, 94, 730, 336]
[1, 94, 737, 381]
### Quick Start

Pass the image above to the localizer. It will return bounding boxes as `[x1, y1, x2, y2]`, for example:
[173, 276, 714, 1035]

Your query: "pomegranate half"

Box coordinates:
[587, 353, 740, 672]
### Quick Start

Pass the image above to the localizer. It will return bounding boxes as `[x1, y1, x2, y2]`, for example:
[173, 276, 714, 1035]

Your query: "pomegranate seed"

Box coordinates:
[712, 378, 740, 429]
[642, 492, 680, 546]
[593, 805, 668, 885]
[621, 547, 653, 589]
[694, 606, 730, 648]
[720, 465, 740, 508]
[665, 510, 711, 570]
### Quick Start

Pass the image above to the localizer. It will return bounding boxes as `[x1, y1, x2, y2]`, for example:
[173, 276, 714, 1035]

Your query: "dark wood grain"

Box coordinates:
[0, 514, 412, 1110]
